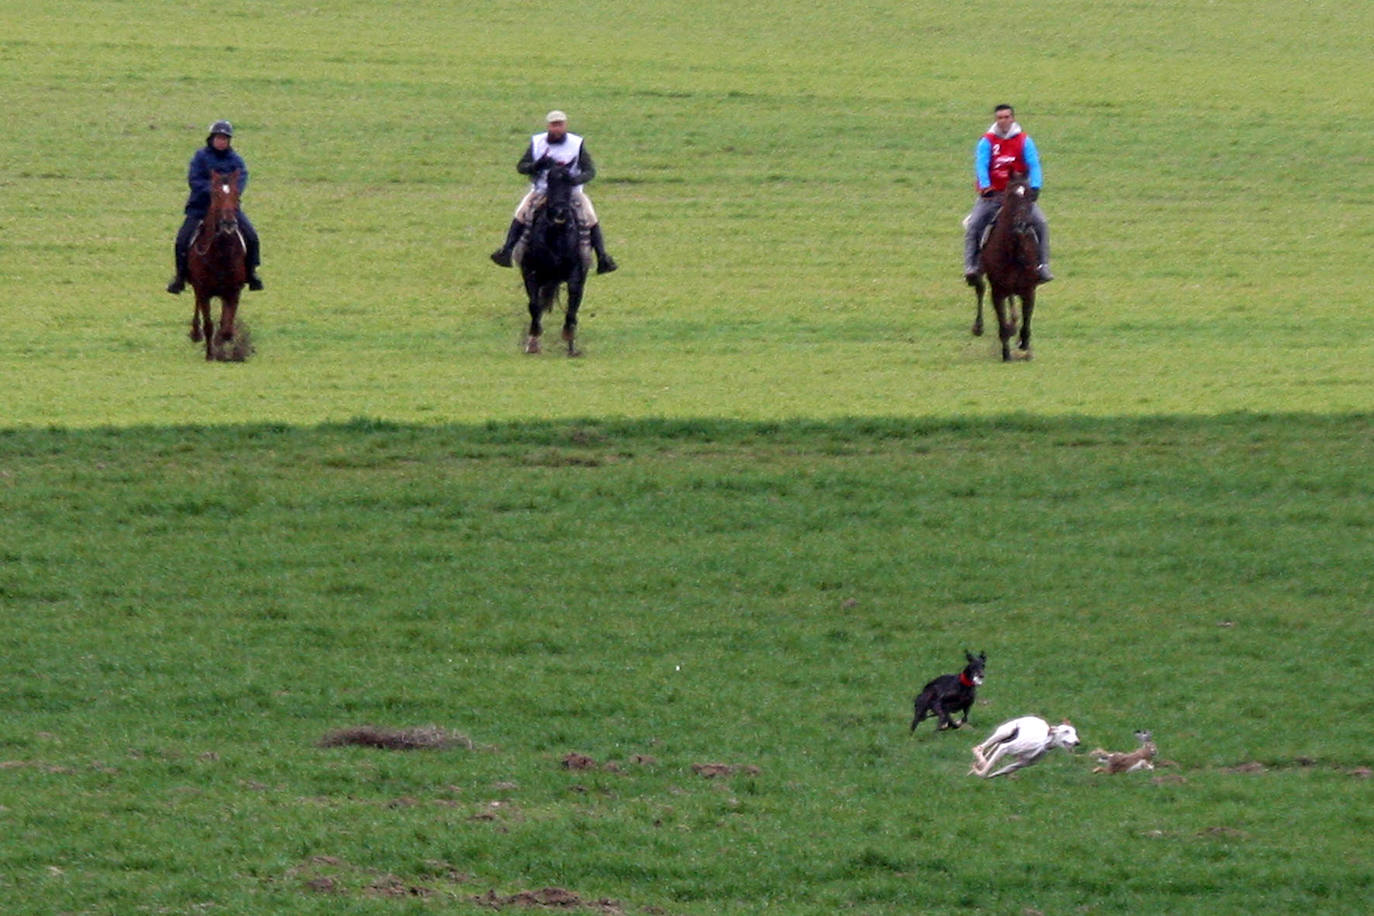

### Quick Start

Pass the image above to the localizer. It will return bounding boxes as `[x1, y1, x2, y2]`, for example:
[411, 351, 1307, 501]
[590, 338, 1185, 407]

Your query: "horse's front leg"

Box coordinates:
[562, 272, 586, 357]
[190, 292, 207, 344]
[1017, 289, 1035, 359]
[992, 292, 1014, 362]
[523, 272, 544, 354]
[217, 294, 239, 345]
[971, 275, 986, 337]
[195, 293, 214, 360]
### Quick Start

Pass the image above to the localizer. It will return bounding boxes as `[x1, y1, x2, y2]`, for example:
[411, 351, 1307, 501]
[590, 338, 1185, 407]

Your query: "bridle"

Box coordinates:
[193, 182, 243, 256]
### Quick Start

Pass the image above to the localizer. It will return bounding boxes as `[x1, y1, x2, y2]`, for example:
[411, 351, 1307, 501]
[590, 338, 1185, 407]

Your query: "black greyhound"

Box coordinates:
[910, 650, 986, 732]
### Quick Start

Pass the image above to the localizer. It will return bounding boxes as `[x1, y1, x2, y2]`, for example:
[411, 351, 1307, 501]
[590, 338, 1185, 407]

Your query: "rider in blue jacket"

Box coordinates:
[166, 120, 262, 294]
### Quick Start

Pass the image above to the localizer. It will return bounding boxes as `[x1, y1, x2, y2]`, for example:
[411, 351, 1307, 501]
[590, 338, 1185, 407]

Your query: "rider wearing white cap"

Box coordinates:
[490, 110, 618, 274]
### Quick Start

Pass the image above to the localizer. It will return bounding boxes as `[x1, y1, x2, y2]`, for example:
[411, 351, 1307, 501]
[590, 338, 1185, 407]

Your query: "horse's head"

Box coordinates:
[542, 164, 576, 224]
[208, 169, 241, 235]
[1003, 179, 1032, 220]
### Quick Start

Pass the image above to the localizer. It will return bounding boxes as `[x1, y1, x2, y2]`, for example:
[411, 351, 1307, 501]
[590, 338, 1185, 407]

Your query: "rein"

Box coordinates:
[190, 215, 242, 257]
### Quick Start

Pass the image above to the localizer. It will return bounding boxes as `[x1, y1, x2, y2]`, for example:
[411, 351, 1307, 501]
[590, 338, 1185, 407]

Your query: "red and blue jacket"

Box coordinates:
[974, 126, 1042, 192]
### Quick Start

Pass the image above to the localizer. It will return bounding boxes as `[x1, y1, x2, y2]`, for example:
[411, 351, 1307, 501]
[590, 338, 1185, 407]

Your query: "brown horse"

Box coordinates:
[188, 169, 247, 361]
[970, 179, 1041, 361]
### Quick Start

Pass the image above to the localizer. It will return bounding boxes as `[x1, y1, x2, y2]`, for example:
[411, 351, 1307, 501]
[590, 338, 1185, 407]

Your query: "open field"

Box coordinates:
[1, 1, 1372, 913]
[1, 415, 1370, 914]
[1, 0, 1371, 424]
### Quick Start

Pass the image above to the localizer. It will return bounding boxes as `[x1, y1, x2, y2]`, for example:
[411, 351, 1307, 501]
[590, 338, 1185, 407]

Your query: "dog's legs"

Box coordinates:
[911, 693, 932, 732]
[984, 758, 1028, 778]
[971, 743, 1009, 776]
[986, 748, 1051, 778]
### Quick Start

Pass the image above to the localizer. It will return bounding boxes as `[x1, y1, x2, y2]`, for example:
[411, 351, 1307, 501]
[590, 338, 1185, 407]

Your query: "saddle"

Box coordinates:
[523, 201, 592, 266]
[978, 215, 1038, 252]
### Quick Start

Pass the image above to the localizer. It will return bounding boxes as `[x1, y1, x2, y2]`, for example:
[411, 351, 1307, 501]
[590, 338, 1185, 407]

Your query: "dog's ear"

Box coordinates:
[965, 650, 975, 663]
[979, 651, 987, 662]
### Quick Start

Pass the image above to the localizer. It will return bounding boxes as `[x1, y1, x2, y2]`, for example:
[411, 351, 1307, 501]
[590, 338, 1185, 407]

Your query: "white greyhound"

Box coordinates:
[969, 715, 1080, 778]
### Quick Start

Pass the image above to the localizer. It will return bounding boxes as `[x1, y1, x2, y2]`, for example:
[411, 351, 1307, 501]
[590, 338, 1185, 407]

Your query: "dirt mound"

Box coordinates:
[474, 887, 624, 912]
[318, 725, 471, 751]
[691, 762, 761, 778]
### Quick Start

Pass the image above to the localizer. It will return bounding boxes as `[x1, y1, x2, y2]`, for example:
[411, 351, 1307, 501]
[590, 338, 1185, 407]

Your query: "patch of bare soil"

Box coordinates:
[287, 855, 470, 899]
[560, 752, 657, 772]
[691, 762, 761, 778]
[317, 725, 472, 751]
[1221, 761, 1268, 773]
[366, 874, 435, 898]
[473, 887, 624, 913]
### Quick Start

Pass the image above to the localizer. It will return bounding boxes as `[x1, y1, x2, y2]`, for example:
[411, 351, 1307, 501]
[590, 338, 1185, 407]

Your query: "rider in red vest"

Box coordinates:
[962, 104, 1053, 284]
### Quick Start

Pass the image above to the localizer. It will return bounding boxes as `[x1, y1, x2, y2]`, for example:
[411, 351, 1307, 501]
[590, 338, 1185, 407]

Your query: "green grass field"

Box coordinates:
[1, 1, 1372, 913]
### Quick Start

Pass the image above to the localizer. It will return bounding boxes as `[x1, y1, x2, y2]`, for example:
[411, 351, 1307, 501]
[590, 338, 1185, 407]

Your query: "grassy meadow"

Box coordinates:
[1, 1, 1372, 913]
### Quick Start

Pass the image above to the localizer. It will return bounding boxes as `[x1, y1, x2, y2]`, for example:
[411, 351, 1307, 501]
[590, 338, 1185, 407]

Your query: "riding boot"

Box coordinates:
[962, 226, 981, 284]
[1033, 210, 1052, 283]
[166, 245, 188, 295]
[590, 224, 618, 274]
[490, 219, 525, 267]
[245, 236, 264, 290]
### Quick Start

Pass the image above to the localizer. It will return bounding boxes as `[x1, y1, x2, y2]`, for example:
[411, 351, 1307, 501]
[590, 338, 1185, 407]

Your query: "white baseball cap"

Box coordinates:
[546, 110, 568, 123]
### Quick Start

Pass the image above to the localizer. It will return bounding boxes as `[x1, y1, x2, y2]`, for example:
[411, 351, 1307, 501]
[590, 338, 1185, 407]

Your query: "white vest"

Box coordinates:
[530, 132, 583, 193]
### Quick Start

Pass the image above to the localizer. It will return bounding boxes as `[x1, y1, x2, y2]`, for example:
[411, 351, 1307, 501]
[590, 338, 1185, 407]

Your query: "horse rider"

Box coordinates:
[962, 104, 1053, 284]
[166, 119, 263, 294]
[490, 110, 618, 274]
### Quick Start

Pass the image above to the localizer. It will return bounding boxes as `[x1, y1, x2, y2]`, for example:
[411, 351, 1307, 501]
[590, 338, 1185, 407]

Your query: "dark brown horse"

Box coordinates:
[188, 169, 247, 361]
[970, 179, 1041, 361]
[518, 164, 588, 356]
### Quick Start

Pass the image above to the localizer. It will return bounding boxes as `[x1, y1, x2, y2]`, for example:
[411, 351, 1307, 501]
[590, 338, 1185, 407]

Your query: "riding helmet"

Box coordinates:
[206, 120, 234, 143]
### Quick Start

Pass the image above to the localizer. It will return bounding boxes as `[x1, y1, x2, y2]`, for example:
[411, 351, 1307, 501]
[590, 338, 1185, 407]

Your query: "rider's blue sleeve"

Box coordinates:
[974, 136, 992, 189]
[232, 152, 249, 192]
[1023, 136, 1043, 189]
[187, 149, 210, 198]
